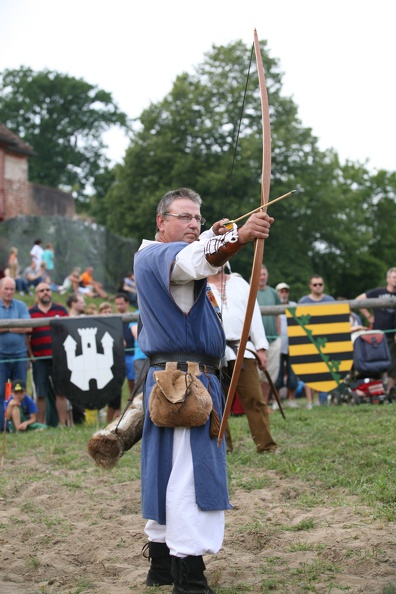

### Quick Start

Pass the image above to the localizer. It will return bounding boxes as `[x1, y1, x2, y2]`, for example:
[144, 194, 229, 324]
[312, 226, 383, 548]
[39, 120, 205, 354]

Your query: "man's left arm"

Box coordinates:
[250, 299, 269, 355]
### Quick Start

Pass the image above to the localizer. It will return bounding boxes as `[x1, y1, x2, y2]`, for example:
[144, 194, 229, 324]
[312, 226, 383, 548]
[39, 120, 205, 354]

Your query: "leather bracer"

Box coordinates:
[204, 224, 245, 267]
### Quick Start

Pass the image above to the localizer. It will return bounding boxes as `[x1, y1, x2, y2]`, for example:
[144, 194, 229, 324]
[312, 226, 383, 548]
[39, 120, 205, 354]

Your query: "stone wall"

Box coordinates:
[0, 149, 76, 221]
[31, 184, 76, 218]
[2, 152, 32, 218]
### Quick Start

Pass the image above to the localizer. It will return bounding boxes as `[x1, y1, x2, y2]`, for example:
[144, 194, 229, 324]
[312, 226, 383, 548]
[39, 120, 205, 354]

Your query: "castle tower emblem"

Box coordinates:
[63, 327, 114, 390]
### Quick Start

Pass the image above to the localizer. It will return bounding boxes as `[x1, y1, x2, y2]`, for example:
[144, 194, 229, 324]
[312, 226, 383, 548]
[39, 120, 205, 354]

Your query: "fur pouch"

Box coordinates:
[149, 361, 212, 428]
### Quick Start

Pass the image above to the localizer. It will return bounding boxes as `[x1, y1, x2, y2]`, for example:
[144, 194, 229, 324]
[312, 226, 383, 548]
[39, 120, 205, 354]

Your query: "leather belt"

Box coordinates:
[226, 340, 240, 356]
[149, 352, 221, 375]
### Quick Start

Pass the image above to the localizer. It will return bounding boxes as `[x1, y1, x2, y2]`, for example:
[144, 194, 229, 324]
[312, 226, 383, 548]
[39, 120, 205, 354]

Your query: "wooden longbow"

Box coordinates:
[217, 29, 275, 446]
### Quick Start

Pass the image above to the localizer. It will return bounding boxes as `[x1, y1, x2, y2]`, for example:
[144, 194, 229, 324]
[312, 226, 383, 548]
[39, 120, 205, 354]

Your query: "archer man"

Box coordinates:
[134, 187, 273, 593]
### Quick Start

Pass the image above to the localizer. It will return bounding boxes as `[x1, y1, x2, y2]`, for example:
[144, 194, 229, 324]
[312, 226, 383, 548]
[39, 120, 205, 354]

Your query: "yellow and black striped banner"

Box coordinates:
[286, 303, 354, 392]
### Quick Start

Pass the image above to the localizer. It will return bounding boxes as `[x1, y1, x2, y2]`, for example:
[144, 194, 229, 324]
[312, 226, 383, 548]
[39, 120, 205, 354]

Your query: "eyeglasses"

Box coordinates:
[163, 212, 206, 225]
[312, 283, 323, 287]
[37, 288, 51, 293]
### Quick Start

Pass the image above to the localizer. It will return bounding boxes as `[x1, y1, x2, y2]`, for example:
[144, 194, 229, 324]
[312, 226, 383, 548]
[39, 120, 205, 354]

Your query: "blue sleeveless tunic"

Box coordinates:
[134, 242, 231, 524]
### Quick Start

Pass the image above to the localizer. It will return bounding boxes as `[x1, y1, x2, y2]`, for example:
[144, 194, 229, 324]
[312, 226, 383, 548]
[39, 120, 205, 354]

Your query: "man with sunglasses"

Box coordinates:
[257, 265, 281, 406]
[28, 282, 70, 426]
[134, 187, 273, 594]
[298, 275, 334, 304]
[298, 276, 334, 408]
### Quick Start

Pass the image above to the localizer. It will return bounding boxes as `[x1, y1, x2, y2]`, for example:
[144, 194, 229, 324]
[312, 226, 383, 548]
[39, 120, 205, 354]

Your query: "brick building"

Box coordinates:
[0, 123, 75, 220]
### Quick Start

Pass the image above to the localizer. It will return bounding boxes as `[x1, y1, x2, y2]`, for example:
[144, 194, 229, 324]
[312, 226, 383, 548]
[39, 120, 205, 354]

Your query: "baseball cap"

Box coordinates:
[11, 379, 26, 392]
[276, 282, 290, 291]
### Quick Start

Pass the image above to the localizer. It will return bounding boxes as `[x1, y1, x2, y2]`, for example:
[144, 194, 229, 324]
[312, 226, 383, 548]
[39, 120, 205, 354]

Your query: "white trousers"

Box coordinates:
[145, 427, 225, 557]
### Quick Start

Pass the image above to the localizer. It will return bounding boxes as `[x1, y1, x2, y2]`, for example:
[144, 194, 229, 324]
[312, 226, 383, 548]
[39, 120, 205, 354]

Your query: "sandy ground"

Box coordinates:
[1, 453, 396, 594]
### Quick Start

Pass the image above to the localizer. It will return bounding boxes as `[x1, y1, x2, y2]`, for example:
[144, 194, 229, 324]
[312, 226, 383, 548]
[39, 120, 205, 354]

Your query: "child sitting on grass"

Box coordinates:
[4, 380, 47, 432]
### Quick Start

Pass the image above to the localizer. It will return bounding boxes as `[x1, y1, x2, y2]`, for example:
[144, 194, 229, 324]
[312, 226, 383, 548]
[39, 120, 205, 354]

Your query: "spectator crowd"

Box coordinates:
[1, 238, 139, 432]
[1, 235, 395, 436]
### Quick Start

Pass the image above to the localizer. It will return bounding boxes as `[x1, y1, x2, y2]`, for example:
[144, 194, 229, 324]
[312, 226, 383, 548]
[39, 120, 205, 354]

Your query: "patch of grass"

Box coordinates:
[229, 471, 271, 491]
[68, 580, 95, 594]
[264, 555, 285, 567]
[228, 403, 396, 521]
[291, 558, 341, 580]
[325, 583, 352, 592]
[283, 518, 316, 532]
[259, 578, 279, 592]
[293, 490, 332, 507]
[288, 541, 316, 552]
[239, 519, 266, 533]
[42, 513, 68, 529]
[2, 391, 395, 593]
[27, 555, 40, 568]
[59, 478, 83, 490]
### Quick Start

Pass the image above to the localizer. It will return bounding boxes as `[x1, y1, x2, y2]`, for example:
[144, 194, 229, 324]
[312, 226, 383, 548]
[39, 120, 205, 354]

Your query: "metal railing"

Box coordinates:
[0, 297, 395, 329]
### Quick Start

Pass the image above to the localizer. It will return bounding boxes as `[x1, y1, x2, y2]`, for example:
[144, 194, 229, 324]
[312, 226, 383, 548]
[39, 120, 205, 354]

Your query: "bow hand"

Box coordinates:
[238, 211, 274, 243]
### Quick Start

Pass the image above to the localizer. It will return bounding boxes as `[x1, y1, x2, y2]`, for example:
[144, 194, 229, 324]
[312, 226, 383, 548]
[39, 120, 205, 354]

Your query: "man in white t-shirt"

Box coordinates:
[30, 239, 44, 268]
[208, 266, 277, 454]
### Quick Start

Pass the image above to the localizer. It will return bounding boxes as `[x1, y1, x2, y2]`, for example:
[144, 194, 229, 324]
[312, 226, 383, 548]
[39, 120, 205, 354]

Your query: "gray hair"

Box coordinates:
[0, 276, 16, 289]
[156, 188, 202, 216]
[387, 267, 396, 278]
[155, 188, 203, 239]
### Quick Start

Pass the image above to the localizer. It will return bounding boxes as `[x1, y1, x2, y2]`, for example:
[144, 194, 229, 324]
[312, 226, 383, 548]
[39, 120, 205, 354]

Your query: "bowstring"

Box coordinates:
[223, 42, 255, 217]
[218, 42, 255, 323]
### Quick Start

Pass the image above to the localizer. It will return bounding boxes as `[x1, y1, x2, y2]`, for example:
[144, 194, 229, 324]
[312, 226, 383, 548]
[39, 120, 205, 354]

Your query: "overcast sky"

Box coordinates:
[1, 0, 395, 172]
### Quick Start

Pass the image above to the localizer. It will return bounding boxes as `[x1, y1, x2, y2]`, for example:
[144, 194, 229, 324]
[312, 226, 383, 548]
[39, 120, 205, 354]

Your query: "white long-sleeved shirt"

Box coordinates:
[209, 274, 269, 362]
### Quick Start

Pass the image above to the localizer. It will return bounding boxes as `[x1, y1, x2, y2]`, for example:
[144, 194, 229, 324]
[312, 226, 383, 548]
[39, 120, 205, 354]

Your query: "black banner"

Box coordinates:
[51, 317, 126, 409]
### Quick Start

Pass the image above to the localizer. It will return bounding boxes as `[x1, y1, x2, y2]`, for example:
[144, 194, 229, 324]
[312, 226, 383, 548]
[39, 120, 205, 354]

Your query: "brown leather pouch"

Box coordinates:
[149, 362, 212, 428]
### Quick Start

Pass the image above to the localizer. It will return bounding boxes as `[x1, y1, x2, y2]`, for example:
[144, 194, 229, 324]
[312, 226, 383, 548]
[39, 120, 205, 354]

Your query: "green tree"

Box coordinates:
[103, 39, 396, 296]
[90, 167, 118, 225]
[104, 40, 334, 280]
[0, 67, 129, 202]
